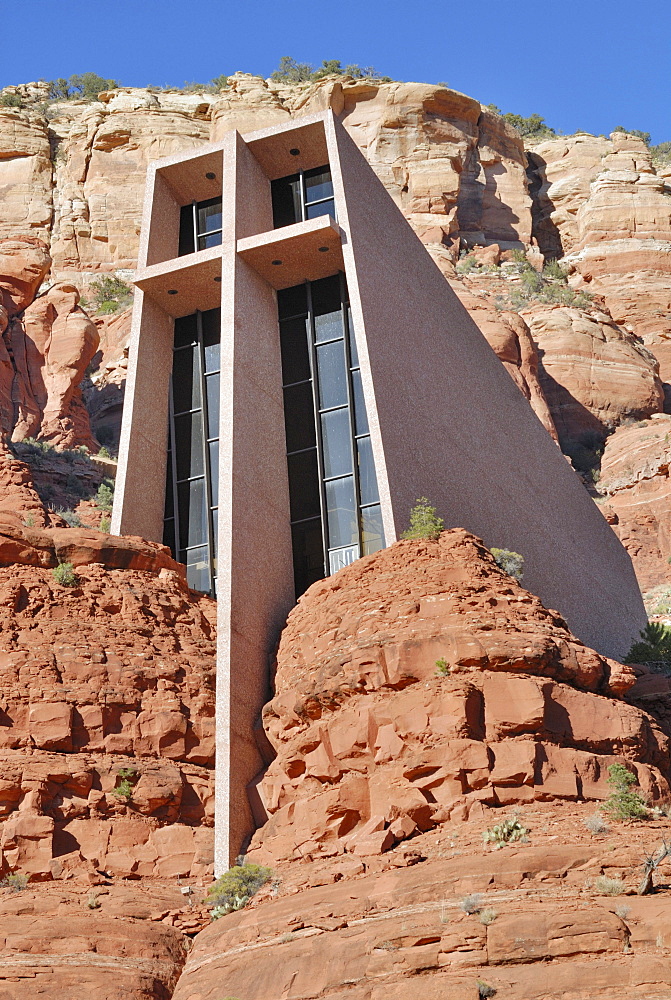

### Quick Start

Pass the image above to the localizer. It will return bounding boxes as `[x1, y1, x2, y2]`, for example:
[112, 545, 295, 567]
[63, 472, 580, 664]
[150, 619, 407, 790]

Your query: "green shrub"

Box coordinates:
[401, 497, 444, 540]
[99, 515, 111, 533]
[270, 56, 389, 84]
[477, 982, 497, 999]
[490, 547, 524, 582]
[651, 142, 671, 166]
[88, 275, 132, 315]
[460, 893, 482, 915]
[479, 907, 498, 925]
[53, 561, 78, 587]
[48, 73, 119, 101]
[625, 622, 671, 668]
[207, 864, 272, 916]
[95, 482, 114, 512]
[435, 657, 449, 677]
[542, 259, 568, 281]
[601, 763, 648, 821]
[112, 770, 137, 801]
[58, 508, 83, 528]
[0, 93, 23, 108]
[486, 106, 555, 141]
[483, 815, 528, 846]
[0, 873, 28, 891]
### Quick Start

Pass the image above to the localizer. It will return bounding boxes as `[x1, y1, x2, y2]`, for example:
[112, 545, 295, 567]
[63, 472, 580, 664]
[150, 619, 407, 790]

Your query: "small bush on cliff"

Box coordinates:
[477, 983, 497, 1000]
[435, 657, 450, 677]
[401, 497, 444, 541]
[270, 56, 390, 84]
[602, 763, 648, 821]
[96, 482, 115, 512]
[483, 815, 528, 847]
[112, 768, 138, 801]
[208, 864, 272, 917]
[490, 548, 524, 583]
[460, 893, 482, 915]
[0, 873, 28, 891]
[53, 561, 78, 587]
[48, 73, 119, 101]
[651, 142, 671, 166]
[624, 622, 671, 670]
[0, 93, 23, 108]
[89, 275, 132, 315]
[485, 106, 555, 141]
[594, 875, 626, 895]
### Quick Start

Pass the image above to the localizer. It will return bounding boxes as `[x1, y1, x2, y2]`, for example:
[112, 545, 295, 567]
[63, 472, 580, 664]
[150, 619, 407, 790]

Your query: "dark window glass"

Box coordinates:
[197, 198, 222, 234]
[280, 316, 310, 385]
[291, 519, 325, 597]
[326, 476, 357, 548]
[184, 545, 211, 593]
[178, 204, 195, 256]
[312, 276, 341, 317]
[172, 347, 200, 414]
[288, 450, 321, 521]
[351, 369, 369, 436]
[306, 198, 335, 221]
[174, 313, 198, 349]
[177, 478, 207, 550]
[164, 455, 174, 511]
[361, 504, 384, 556]
[174, 411, 205, 480]
[211, 507, 218, 561]
[305, 168, 333, 204]
[203, 312, 221, 373]
[163, 517, 176, 553]
[208, 441, 219, 505]
[205, 374, 219, 439]
[284, 382, 316, 453]
[321, 407, 352, 479]
[198, 231, 222, 251]
[271, 174, 302, 228]
[347, 308, 358, 366]
[316, 340, 348, 410]
[357, 436, 379, 505]
[278, 283, 307, 321]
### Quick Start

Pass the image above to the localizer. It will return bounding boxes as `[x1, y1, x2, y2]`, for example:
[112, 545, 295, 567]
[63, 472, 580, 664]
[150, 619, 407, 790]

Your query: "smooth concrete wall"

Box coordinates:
[215, 132, 295, 872]
[111, 290, 173, 542]
[327, 114, 646, 660]
[142, 168, 181, 268]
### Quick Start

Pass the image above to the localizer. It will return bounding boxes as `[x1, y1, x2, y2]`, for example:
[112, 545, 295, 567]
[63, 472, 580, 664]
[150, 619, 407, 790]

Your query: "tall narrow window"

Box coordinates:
[279, 274, 384, 597]
[163, 308, 220, 594]
[178, 198, 223, 256]
[271, 165, 335, 229]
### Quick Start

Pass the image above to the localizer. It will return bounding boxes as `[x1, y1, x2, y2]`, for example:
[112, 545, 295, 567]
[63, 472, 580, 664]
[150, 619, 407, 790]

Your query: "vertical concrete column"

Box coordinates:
[215, 132, 295, 872]
[111, 290, 173, 542]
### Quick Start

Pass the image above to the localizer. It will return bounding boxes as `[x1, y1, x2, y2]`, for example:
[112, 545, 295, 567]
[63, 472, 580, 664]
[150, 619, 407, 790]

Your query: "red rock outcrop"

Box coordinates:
[245, 531, 666, 866]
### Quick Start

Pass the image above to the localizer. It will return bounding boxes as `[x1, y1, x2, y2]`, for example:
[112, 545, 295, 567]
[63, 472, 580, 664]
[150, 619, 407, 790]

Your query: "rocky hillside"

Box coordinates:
[1, 72, 670, 593]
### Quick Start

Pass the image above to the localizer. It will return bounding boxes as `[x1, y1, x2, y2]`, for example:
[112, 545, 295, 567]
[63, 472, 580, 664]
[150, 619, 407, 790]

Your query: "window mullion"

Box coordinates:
[341, 270, 362, 557]
[197, 310, 215, 596]
[168, 377, 180, 556]
[305, 280, 329, 574]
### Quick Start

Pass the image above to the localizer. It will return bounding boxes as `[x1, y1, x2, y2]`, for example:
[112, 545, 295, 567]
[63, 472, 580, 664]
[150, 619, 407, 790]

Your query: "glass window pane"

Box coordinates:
[314, 309, 343, 343]
[271, 175, 302, 229]
[316, 340, 348, 410]
[325, 476, 357, 549]
[184, 545, 211, 593]
[357, 436, 379, 505]
[291, 518, 325, 597]
[174, 411, 204, 480]
[178, 204, 195, 256]
[347, 308, 358, 366]
[197, 198, 222, 234]
[177, 478, 207, 550]
[361, 504, 385, 556]
[205, 373, 219, 439]
[311, 275, 341, 317]
[280, 316, 310, 385]
[351, 369, 369, 436]
[278, 283, 307, 320]
[163, 456, 174, 514]
[321, 408, 352, 479]
[208, 441, 219, 505]
[202, 308, 221, 372]
[288, 449, 320, 522]
[329, 545, 359, 574]
[284, 382, 316, 453]
[172, 346, 200, 414]
[163, 518, 176, 555]
[197, 231, 222, 251]
[304, 168, 333, 204]
[211, 507, 218, 568]
[174, 313, 198, 349]
[306, 198, 335, 221]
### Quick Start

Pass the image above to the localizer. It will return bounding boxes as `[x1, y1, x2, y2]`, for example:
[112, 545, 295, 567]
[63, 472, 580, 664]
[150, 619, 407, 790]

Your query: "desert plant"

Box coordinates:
[479, 907, 498, 925]
[87, 893, 101, 909]
[483, 815, 528, 846]
[594, 875, 626, 895]
[270, 56, 315, 82]
[88, 275, 132, 315]
[435, 657, 449, 677]
[602, 763, 648, 821]
[57, 508, 83, 528]
[95, 482, 114, 512]
[651, 142, 671, 166]
[637, 840, 671, 895]
[615, 904, 631, 919]
[23, 514, 35, 528]
[0, 873, 28, 891]
[99, 515, 111, 533]
[486, 106, 555, 141]
[477, 981, 497, 999]
[490, 547, 524, 582]
[460, 893, 482, 915]
[207, 864, 272, 916]
[48, 73, 119, 101]
[0, 93, 23, 108]
[625, 622, 671, 668]
[401, 497, 444, 540]
[542, 259, 568, 281]
[53, 561, 78, 587]
[584, 813, 610, 835]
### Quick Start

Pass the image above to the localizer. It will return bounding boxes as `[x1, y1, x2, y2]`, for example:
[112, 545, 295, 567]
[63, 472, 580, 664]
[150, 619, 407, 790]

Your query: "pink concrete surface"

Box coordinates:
[237, 215, 344, 289]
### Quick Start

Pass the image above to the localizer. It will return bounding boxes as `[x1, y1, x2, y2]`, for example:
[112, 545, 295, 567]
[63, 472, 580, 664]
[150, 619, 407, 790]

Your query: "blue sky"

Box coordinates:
[3, 0, 669, 143]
